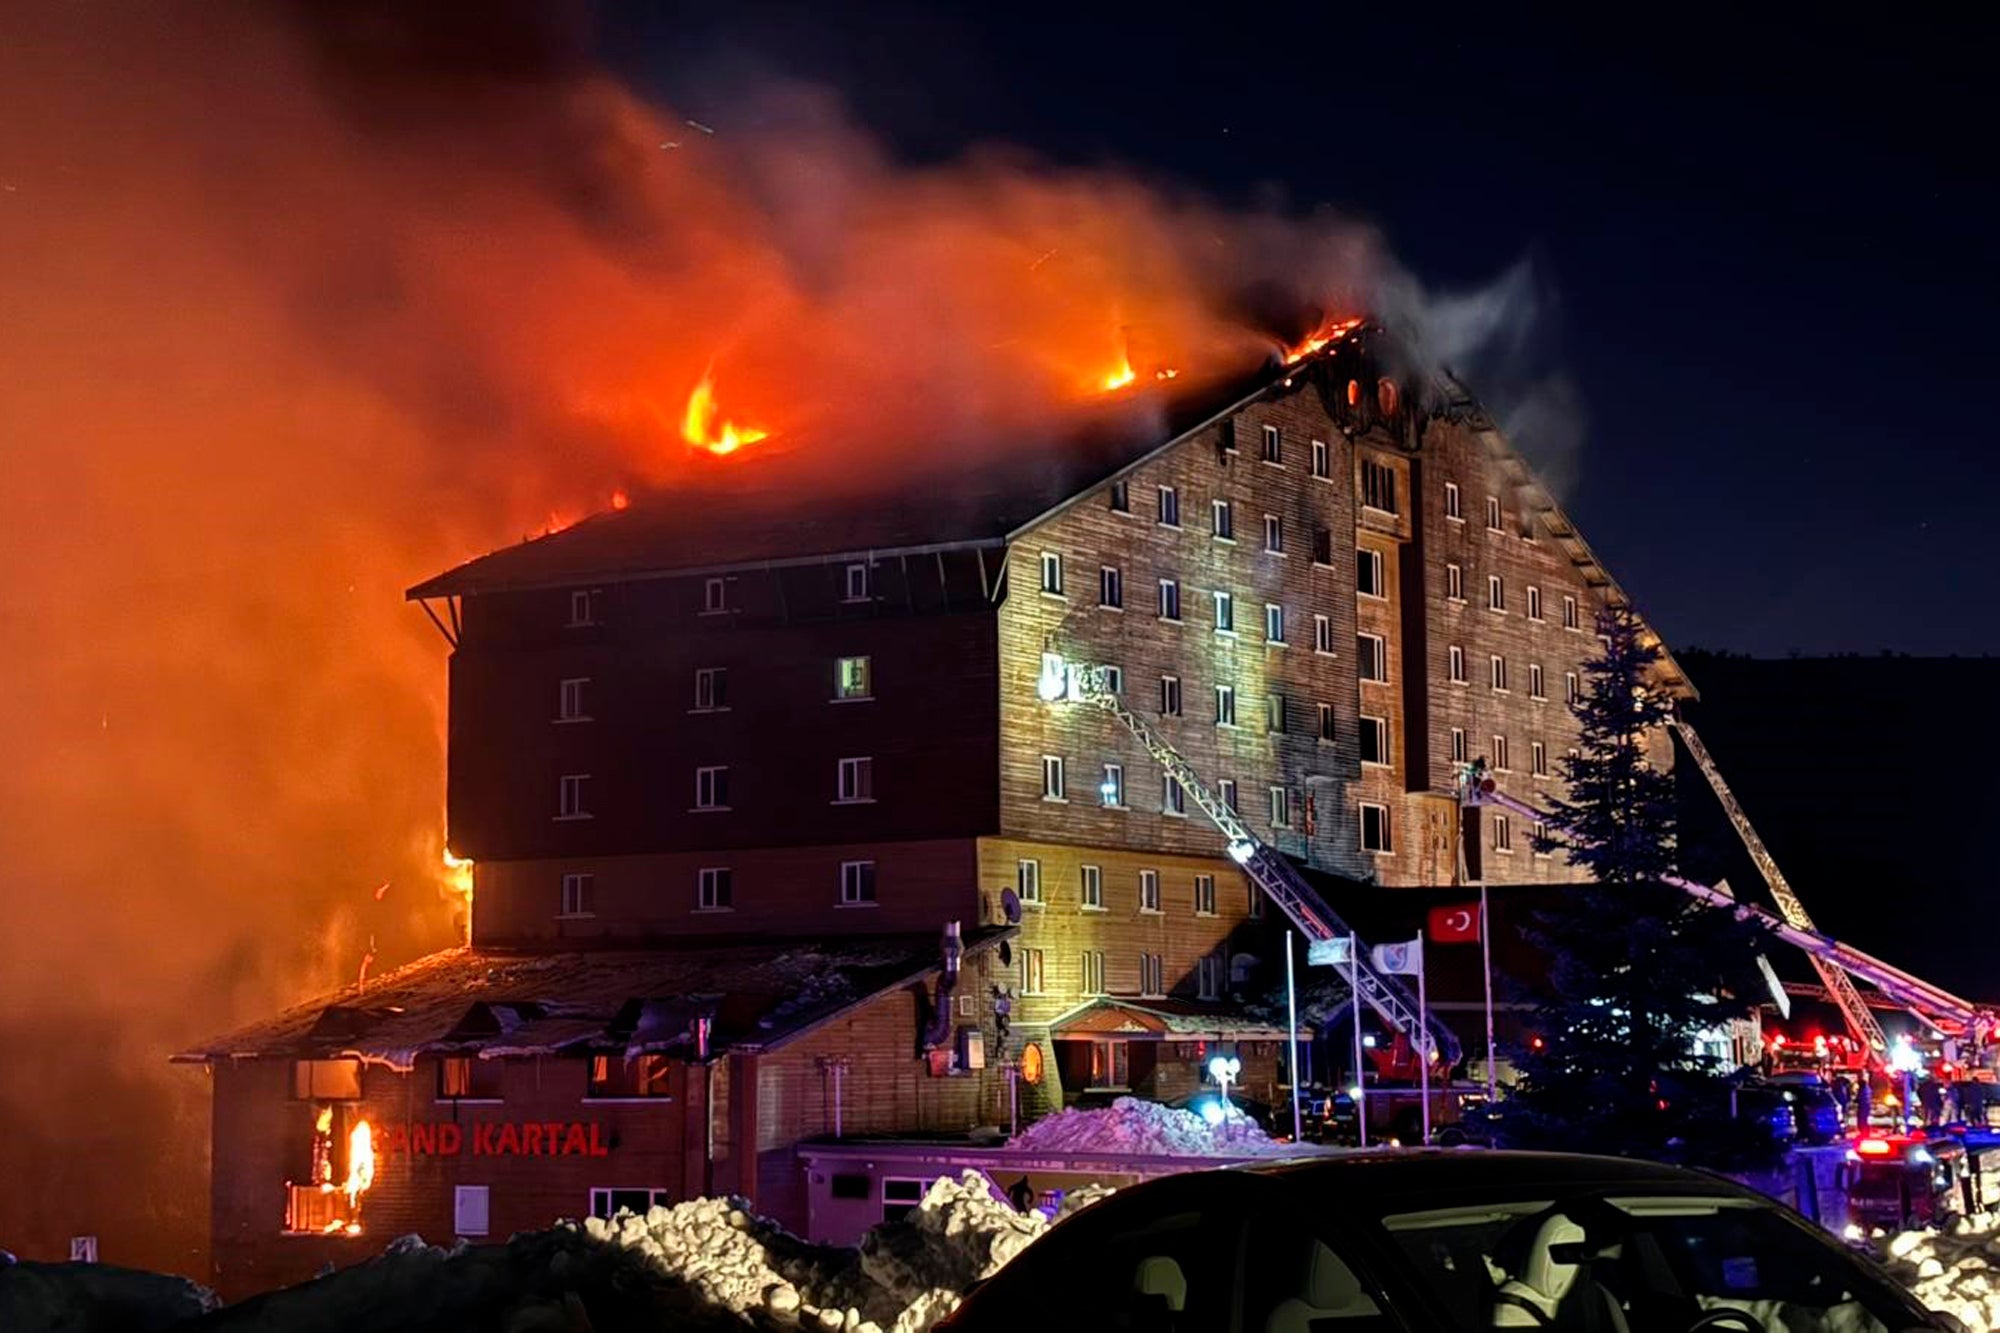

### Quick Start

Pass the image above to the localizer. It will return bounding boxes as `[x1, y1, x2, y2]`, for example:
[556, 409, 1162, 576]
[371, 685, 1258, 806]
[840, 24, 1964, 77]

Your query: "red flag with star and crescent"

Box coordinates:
[1427, 903, 1481, 943]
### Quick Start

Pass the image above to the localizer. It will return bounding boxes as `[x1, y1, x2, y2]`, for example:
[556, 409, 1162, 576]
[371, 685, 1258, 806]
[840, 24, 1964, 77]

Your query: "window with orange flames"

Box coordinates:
[284, 1103, 374, 1235]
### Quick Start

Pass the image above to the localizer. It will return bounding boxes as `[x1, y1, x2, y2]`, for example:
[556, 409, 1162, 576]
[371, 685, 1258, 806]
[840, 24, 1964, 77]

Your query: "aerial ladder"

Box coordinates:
[1037, 655, 1461, 1064]
[1456, 758, 1995, 1066]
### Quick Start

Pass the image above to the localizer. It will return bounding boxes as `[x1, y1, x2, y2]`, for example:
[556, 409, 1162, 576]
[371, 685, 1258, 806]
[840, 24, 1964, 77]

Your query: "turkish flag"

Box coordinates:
[1427, 903, 1481, 943]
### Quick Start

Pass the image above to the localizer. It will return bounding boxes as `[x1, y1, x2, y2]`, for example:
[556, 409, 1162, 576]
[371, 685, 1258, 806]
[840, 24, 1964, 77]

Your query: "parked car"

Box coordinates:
[1771, 1075, 1846, 1144]
[940, 1151, 1948, 1331]
[1734, 1080, 1804, 1146]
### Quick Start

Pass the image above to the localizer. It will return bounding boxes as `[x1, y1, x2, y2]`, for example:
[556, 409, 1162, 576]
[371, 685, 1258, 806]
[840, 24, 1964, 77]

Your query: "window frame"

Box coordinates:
[1214, 684, 1237, 727]
[1264, 602, 1286, 644]
[833, 655, 873, 702]
[1040, 754, 1067, 802]
[1317, 701, 1336, 743]
[1212, 497, 1235, 542]
[1157, 578, 1182, 622]
[1039, 550, 1064, 597]
[1080, 864, 1104, 912]
[1260, 422, 1283, 465]
[1157, 484, 1181, 528]
[1358, 632, 1388, 683]
[559, 871, 594, 918]
[1100, 762, 1124, 809]
[1213, 589, 1235, 634]
[1490, 654, 1510, 693]
[556, 773, 592, 821]
[838, 859, 877, 906]
[693, 765, 729, 812]
[701, 577, 729, 615]
[1444, 481, 1463, 521]
[1360, 802, 1393, 854]
[1310, 437, 1330, 479]
[842, 562, 871, 604]
[1487, 573, 1506, 613]
[696, 866, 732, 912]
[556, 676, 591, 723]
[1359, 715, 1390, 767]
[1268, 785, 1292, 829]
[1446, 562, 1464, 601]
[1449, 644, 1467, 683]
[693, 666, 729, 712]
[1194, 873, 1218, 916]
[1356, 547, 1385, 599]
[1159, 674, 1182, 716]
[1485, 495, 1503, 531]
[1098, 564, 1124, 609]
[1314, 613, 1334, 655]
[1139, 868, 1161, 914]
[835, 755, 875, 804]
[1162, 773, 1187, 817]
[1017, 858, 1043, 906]
[1264, 513, 1284, 554]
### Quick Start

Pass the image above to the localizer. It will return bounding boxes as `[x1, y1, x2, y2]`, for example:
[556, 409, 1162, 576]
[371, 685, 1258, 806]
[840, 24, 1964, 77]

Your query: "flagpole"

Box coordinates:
[1418, 939, 1432, 1145]
[1481, 884, 1496, 1107]
[1286, 931, 1302, 1143]
[1350, 932, 1367, 1148]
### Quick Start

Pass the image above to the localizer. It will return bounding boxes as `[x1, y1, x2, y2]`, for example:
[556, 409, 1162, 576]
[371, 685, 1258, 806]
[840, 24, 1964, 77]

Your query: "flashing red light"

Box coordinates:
[1856, 1138, 1893, 1156]
[1771, 1035, 1787, 1047]
[1530, 1036, 1545, 1051]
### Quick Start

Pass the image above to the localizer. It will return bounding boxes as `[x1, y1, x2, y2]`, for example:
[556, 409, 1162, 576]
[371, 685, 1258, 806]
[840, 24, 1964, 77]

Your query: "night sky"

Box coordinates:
[599, 5, 1995, 659]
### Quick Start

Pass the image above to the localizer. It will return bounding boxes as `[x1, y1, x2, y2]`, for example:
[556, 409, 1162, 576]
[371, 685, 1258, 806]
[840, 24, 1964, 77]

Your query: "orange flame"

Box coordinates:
[681, 371, 769, 456]
[441, 846, 473, 944]
[343, 1119, 375, 1211]
[1100, 355, 1136, 392]
[1283, 316, 1365, 364]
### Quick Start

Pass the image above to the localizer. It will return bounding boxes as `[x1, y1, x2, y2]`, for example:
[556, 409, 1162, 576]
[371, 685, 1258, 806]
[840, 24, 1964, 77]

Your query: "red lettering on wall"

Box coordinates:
[589, 1123, 610, 1158]
[412, 1123, 435, 1155]
[522, 1123, 544, 1156]
[363, 1121, 607, 1157]
[437, 1123, 462, 1156]
[561, 1124, 587, 1157]
[495, 1123, 520, 1155]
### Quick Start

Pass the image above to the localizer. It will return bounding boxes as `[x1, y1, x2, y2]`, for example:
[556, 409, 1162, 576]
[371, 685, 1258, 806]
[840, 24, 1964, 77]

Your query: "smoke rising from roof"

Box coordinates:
[0, 1, 1556, 1268]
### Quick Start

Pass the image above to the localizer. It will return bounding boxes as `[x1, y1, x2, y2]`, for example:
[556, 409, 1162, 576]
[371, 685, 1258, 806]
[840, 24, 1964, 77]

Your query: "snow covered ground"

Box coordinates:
[1007, 1093, 1288, 1156]
[1876, 1212, 2000, 1329]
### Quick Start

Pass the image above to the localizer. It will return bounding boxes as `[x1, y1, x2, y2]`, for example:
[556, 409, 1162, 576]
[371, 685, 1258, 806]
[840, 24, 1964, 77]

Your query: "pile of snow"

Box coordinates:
[0, 1261, 216, 1333]
[1008, 1094, 1285, 1157]
[1877, 1212, 2000, 1329]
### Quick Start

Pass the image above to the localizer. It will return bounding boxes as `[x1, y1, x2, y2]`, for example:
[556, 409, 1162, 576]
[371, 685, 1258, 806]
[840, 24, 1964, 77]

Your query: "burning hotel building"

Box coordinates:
[179, 325, 1679, 1294]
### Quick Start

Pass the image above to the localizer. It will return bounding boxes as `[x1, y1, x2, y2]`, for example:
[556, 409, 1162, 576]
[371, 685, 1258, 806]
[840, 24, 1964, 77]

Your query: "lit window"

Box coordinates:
[1488, 574, 1506, 613]
[1039, 551, 1063, 596]
[843, 563, 871, 603]
[1040, 754, 1066, 801]
[1361, 458, 1398, 513]
[588, 1054, 672, 1099]
[1532, 741, 1549, 777]
[1357, 549, 1384, 598]
[1527, 585, 1543, 621]
[557, 677, 590, 722]
[694, 667, 728, 710]
[1017, 858, 1042, 905]
[697, 867, 732, 910]
[834, 655, 872, 701]
[1451, 728, 1467, 763]
[1214, 590, 1235, 633]
[1359, 716, 1389, 766]
[1485, 495, 1502, 531]
[1492, 735, 1511, 772]
[1494, 814, 1513, 853]
[1264, 514, 1284, 553]
[703, 577, 728, 614]
[1214, 684, 1237, 727]
[1108, 479, 1130, 513]
[1194, 874, 1218, 915]
[1212, 499, 1234, 541]
[1162, 774, 1186, 816]
[1444, 482, 1462, 521]
[557, 774, 591, 821]
[1099, 566, 1123, 608]
[1158, 579, 1182, 621]
[1529, 663, 1545, 699]
[1361, 803, 1392, 853]
[1100, 762, 1124, 808]
[438, 1057, 502, 1101]
[694, 766, 729, 810]
[1317, 702, 1336, 742]
[1311, 438, 1330, 479]
[1159, 675, 1182, 716]
[1314, 614, 1334, 654]
[1158, 484, 1181, 527]
[836, 756, 874, 803]
[1446, 563, 1464, 601]
[1139, 870, 1161, 913]
[1080, 865, 1103, 910]
[560, 872, 593, 916]
[1264, 602, 1285, 643]
[1261, 423, 1282, 464]
[839, 860, 876, 905]
[568, 589, 599, 627]
[1563, 595, 1580, 630]
[1377, 379, 1399, 414]
[1019, 948, 1046, 995]
[1268, 787, 1291, 828]
[1490, 655, 1509, 692]
[1358, 633, 1388, 682]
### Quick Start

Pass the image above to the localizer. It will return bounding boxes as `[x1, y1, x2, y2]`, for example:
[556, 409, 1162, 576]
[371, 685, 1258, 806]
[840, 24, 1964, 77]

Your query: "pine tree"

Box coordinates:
[1499, 606, 1775, 1166]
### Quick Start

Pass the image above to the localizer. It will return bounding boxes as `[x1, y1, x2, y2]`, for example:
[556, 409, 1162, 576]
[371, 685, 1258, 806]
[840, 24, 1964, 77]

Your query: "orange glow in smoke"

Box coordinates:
[441, 847, 474, 944]
[681, 371, 769, 456]
[1284, 316, 1367, 364]
[610, 489, 630, 511]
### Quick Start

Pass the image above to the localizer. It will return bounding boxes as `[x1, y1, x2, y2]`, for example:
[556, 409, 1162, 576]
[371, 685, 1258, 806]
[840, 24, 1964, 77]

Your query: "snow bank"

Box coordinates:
[1876, 1212, 2000, 1329]
[0, 1260, 216, 1333]
[1008, 1094, 1285, 1157]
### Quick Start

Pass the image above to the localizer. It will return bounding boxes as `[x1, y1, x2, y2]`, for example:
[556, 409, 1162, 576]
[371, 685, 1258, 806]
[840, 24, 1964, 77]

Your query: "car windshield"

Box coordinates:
[1378, 1192, 1916, 1332]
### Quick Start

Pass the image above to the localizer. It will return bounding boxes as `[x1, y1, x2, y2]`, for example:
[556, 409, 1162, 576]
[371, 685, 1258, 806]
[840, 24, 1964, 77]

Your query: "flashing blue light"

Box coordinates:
[1197, 1099, 1226, 1127]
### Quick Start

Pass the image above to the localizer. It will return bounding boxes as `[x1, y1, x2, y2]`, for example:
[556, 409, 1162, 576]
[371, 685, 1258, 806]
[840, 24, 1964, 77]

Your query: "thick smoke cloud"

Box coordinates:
[0, 2, 1546, 1269]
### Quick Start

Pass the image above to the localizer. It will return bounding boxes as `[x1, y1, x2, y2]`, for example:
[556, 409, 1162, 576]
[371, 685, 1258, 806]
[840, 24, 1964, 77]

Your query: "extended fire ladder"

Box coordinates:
[1040, 657, 1461, 1063]
[1457, 761, 1994, 1062]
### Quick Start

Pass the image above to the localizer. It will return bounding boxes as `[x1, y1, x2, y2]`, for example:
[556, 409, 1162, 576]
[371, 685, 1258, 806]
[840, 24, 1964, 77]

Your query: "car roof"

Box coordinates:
[1236, 1150, 1749, 1205]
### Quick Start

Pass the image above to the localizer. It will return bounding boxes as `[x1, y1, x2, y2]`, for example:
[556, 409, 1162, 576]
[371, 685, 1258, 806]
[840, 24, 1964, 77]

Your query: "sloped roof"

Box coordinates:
[175, 931, 1009, 1069]
[1047, 997, 1305, 1041]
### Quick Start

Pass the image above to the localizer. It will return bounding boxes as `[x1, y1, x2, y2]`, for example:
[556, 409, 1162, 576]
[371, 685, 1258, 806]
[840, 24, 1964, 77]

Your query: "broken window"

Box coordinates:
[587, 1053, 673, 1099]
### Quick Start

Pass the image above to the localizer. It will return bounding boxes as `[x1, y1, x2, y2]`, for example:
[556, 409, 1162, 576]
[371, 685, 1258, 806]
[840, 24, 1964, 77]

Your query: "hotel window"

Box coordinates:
[1139, 869, 1161, 913]
[1214, 684, 1236, 726]
[839, 860, 876, 905]
[1194, 874, 1217, 916]
[1214, 590, 1235, 633]
[560, 872, 593, 916]
[697, 867, 732, 911]
[1100, 762, 1124, 808]
[1159, 674, 1182, 716]
[1082, 951, 1108, 997]
[1565, 670, 1581, 704]
[1099, 565, 1123, 609]
[1358, 633, 1387, 682]
[1527, 585, 1544, 621]
[1529, 663, 1546, 699]
[1268, 786, 1292, 828]
[1248, 883, 1265, 919]
[557, 677, 590, 722]
[1314, 614, 1334, 654]
[1485, 495, 1502, 531]
[1264, 514, 1284, 553]
[1312, 528, 1334, 565]
[1139, 952, 1164, 996]
[1162, 774, 1186, 816]
[1532, 741, 1549, 777]
[589, 1188, 670, 1220]
[1158, 484, 1181, 527]
[1212, 498, 1235, 541]
[1080, 864, 1104, 910]
[1357, 548, 1384, 598]
[1449, 645, 1467, 683]
[1108, 479, 1130, 513]
[1360, 458, 1398, 514]
[1445, 562, 1464, 601]
[1360, 802, 1392, 853]
[1359, 716, 1389, 766]
[588, 1053, 672, 1100]
[1218, 779, 1238, 813]
[1158, 578, 1182, 621]
[694, 666, 728, 710]
[1017, 858, 1042, 906]
[1197, 953, 1223, 1000]
[567, 588, 599, 627]
[1265, 602, 1286, 643]
[1039, 551, 1064, 596]
[1101, 665, 1123, 694]
[438, 1057, 503, 1101]
[1019, 948, 1046, 995]
[694, 766, 729, 810]
[1451, 728, 1467, 763]
[835, 756, 874, 803]
[455, 1185, 491, 1238]
[843, 562, 870, 603]
[1268, 692, 1287, 734]
[1311, 438, 1330, 478]
[1261, 423, 1282, 464]
[1492, 735, 1511, 772]
[291, 1059, 363, 1100]
[1563, 594, 1580, 630]
[1488, 574, 1506, 613]
[1040, 755, 1066, 801]
[556, 774, 591, 821]
[834, 655, 872, 701]
[1317, 702, 1336, 742]
[1490, 655, 1510, 692]
[702, 577, 728, 614]
[1444, 482, 1463, 521]
[1494, 815, 1514, 853]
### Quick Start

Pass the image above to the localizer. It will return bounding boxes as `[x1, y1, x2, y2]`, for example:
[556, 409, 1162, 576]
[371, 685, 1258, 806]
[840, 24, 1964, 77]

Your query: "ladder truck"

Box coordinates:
[1456, 754, 1995, 1067]
[1037, 655, 1461, 1065]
